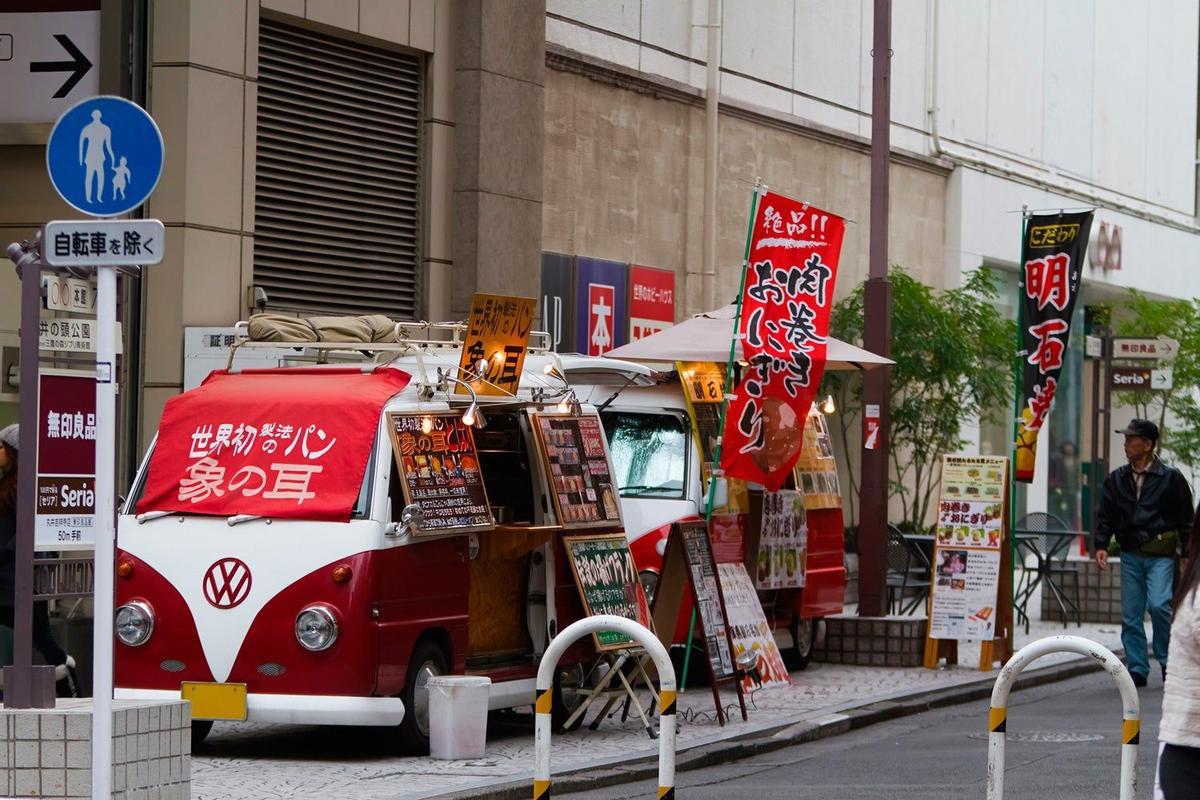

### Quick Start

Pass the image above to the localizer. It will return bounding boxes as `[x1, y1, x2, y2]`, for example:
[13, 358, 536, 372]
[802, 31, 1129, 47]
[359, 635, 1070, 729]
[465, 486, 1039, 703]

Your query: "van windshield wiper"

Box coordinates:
[619, 485, 679, 496]
[136, 511, 175, 524]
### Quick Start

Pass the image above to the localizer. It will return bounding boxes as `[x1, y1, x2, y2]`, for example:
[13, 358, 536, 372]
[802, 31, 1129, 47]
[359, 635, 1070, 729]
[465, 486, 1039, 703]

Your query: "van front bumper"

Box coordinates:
[114, 688, 405, 726]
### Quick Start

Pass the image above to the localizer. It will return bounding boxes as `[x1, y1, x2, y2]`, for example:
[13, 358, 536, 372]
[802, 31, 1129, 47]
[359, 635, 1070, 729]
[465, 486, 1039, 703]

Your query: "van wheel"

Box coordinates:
[398, 640, 449, 754]
[191, 720, 213, 747]
[787, 618, 817, 671]
[552, 663, 586, 733]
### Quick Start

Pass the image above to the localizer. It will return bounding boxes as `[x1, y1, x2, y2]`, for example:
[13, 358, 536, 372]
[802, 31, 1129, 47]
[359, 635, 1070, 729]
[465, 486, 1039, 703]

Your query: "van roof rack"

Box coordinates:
[222, 318, 561, 396]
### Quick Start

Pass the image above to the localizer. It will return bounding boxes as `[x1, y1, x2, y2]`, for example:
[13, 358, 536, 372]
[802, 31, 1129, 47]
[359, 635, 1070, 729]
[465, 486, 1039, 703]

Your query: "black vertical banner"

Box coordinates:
[1014, 211, 1093, 482]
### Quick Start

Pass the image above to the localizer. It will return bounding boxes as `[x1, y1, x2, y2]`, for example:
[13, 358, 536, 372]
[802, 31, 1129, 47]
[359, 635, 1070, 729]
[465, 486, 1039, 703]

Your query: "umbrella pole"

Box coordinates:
[681, 180, 764, 691]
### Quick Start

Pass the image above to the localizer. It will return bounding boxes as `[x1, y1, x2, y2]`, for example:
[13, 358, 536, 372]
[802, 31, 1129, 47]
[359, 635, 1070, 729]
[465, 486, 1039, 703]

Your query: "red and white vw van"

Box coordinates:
[114, 322, 653, 751]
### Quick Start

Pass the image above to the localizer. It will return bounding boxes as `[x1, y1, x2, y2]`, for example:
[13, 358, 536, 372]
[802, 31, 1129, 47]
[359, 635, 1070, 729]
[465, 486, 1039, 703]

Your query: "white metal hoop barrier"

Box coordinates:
[534, 615, 676, 799]
[986, 635, 1139, 800]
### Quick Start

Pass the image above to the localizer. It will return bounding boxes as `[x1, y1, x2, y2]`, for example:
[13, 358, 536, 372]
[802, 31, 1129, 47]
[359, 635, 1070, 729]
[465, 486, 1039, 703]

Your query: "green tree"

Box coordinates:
[1106, 291, 1200, 479]
[824, 267, 1015, 529]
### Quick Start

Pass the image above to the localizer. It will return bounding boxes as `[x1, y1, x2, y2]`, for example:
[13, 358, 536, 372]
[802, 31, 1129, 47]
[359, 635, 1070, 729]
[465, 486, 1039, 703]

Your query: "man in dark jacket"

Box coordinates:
[1094, 419, 1194, 687]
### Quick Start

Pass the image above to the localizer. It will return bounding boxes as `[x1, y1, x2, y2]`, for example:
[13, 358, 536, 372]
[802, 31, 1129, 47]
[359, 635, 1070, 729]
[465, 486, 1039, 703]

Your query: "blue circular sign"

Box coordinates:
[46, 95, 164, 218]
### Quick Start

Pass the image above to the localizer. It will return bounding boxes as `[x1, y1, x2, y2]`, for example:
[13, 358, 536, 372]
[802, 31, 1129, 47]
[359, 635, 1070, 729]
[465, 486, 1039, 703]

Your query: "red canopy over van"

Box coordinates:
[137, 367, 409, 522]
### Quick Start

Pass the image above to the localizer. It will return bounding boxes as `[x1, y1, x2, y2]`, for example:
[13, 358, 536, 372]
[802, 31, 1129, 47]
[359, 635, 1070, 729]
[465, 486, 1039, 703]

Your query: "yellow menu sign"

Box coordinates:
[457, 293, 537, 396]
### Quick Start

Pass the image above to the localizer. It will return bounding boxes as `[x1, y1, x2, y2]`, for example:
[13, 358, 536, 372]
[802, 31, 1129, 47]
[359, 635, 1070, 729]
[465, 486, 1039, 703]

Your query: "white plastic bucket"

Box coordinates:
[426, 675, 491, 760]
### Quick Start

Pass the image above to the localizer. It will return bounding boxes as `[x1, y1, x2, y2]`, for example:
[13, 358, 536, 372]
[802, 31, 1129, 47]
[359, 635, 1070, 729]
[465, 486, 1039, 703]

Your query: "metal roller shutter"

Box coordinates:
[254, 18, 422, 317]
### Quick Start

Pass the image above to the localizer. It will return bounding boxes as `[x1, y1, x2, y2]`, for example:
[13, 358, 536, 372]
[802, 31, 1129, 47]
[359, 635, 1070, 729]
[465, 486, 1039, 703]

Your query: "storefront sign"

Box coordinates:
[1014, 211, 1093, 483]
[36, 371, 96, 550]
[1111, 367, 1174, 391]
[388, 413, 493, 533]
[929, 455, 1008, 641]
[563, 533, 652, 651]
[1112, 337, 1179, 361]
[540, 252, 577, 353]
[533, 413, 622, 528]
[864, 403, 881, 450]
[138, 369, 408, 522]
[755, 489, 806, 590]
[629, 265, 675, 341]
[723, 191, 847, 490]
[718, 562, 790, 691]
[457, 293, 536, 397]
[575, 257, 628, 357]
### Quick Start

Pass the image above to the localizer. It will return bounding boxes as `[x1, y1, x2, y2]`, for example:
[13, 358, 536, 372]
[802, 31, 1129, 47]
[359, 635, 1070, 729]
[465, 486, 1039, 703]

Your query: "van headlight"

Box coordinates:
[295, 605, 338, 652]
[115, 601, 154, 647]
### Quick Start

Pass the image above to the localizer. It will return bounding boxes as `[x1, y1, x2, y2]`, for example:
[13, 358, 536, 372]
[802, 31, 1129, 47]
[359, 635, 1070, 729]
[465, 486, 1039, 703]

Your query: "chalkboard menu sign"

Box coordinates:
[563, 534, 653, 651]
[678, 521, 735, 678]
[387, 413, 494, 533]
[532, 413, 622, 529]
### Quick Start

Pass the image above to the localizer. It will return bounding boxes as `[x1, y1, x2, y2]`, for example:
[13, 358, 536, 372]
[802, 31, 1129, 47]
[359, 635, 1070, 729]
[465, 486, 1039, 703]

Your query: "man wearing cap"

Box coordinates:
[1095, 418, 1194, 687]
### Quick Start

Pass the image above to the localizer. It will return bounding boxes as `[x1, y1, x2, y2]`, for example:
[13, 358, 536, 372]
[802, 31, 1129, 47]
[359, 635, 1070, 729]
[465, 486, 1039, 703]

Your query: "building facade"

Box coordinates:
[0, 0, 1196, 518]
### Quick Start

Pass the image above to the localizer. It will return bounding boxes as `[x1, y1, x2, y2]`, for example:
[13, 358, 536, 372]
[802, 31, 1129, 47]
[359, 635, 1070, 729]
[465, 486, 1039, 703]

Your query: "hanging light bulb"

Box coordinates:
[420, 415, 434, 434]
[556, 397, 572, 414]
[821, 394, 836, 415]
[462, 402, 479, 428]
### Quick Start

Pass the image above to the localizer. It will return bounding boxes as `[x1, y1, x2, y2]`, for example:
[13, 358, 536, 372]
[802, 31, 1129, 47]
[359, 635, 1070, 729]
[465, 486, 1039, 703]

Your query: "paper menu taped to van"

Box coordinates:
[387, 413, 494, 533]
[718, 563, 790, 690]
[533, 413, 622, 528]
[563, 533, 653, 651]
[137, 368, 410, 522]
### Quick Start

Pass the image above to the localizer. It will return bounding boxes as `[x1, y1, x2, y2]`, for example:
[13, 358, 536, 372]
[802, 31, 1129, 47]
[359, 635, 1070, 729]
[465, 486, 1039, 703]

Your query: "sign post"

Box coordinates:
[41, 94, 164, 800]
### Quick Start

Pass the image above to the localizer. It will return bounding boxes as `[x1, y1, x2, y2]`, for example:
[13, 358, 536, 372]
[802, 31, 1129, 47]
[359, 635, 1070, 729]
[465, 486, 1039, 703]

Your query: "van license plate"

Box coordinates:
[181, 682, 247, 721]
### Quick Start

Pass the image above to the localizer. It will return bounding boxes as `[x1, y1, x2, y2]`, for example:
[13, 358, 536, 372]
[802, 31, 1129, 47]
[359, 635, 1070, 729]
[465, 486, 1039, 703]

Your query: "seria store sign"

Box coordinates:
[37, 371, 97, 550]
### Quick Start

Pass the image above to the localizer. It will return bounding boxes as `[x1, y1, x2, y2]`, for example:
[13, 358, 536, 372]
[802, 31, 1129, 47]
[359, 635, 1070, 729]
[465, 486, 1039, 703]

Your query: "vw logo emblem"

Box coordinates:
[202, 558, 252, 609]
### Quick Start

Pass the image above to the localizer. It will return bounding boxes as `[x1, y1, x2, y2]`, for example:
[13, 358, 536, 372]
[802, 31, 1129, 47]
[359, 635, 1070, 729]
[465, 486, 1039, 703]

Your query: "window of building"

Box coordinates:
[254, 18, 422, 317]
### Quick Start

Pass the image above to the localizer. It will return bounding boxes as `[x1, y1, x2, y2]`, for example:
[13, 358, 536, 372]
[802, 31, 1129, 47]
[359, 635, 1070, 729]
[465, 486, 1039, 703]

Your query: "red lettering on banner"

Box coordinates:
[1026, 318, 1069, 374]
[1025, 377, 1058, 431]
[1025, 254, 1072, 311]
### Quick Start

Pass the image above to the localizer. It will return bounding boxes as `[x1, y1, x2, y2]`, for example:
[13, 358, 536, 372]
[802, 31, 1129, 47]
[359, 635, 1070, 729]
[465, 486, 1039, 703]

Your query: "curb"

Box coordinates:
[427, 653, 1113, 800]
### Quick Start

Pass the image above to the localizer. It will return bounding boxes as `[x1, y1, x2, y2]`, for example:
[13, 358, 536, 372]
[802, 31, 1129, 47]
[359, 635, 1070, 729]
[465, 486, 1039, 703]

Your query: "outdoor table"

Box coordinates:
[1012, 531, 1084, 634]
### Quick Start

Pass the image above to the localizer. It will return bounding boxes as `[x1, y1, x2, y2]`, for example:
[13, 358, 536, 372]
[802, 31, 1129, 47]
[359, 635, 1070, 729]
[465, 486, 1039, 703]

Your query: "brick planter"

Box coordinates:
[812, 614, 927, 667]
[1038, 560, 1122, 625]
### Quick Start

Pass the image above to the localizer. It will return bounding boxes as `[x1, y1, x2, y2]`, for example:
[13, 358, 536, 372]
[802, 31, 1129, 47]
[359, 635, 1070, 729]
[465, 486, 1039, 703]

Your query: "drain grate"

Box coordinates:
[968, 731, 1104, 743]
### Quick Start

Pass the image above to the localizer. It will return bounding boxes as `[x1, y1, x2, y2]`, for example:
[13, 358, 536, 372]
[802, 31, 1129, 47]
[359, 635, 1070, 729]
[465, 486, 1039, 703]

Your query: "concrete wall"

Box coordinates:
[542, 63, 949, 318]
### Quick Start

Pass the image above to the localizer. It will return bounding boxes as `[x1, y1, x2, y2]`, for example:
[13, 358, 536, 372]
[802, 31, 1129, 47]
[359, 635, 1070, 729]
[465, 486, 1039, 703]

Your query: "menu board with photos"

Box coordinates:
[718, 563, 790, 691]
[563, 533, 653, 651]
[756, 489, 807, 590]
[533, 413, 622, 528]
[677, 521, 735, 678]
[387, 413, 494, 533]
[928, 455, 1008, 641]
[792, 409, 841, 510]
[676, 361, 749, 515]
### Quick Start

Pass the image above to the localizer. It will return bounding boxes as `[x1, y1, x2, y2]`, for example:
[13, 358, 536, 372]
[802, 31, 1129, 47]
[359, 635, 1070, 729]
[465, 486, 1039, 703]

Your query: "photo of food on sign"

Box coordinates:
[935, 500, 1002, 548]
[534, 413, 621, 527]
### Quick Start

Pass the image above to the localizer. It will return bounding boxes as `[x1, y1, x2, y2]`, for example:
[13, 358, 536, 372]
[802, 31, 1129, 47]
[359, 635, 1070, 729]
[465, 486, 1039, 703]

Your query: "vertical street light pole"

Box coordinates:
[858, 0, 893, 617]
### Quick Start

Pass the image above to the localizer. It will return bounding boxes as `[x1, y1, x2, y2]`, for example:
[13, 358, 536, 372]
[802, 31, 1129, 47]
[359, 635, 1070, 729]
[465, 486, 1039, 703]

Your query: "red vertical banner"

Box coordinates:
[721, 192, 846, 490]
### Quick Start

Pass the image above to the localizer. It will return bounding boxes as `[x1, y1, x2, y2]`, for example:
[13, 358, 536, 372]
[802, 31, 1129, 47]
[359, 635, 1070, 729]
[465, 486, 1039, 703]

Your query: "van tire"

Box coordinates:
[191, 720, 213, 747]
[787, 618, 817, 671]
[398, 640, 449, 754]
[552, 664, 586, 733]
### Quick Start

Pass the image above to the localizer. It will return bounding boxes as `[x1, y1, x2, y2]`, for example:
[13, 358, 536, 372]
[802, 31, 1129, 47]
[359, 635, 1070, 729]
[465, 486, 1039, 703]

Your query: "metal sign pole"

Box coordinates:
[92, 264, 117, 800]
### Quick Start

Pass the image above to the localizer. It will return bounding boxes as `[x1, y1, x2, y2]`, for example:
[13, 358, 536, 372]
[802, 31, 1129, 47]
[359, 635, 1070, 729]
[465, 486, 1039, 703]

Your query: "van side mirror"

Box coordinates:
[386, 504, 424, 537]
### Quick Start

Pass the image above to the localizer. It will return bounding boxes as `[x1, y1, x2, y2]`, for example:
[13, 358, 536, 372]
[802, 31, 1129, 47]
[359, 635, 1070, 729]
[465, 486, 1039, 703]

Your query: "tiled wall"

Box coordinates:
[0, 699, 190, 799]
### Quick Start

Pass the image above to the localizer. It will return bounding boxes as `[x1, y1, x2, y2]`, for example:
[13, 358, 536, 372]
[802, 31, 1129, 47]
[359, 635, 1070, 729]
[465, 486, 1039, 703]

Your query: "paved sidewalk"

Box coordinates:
[191, 619, 1124, 800]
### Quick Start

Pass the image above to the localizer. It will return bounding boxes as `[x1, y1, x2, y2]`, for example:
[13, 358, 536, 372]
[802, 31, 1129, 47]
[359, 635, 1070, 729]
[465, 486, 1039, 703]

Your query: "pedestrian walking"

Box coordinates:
[0, 425, 80, 697]
[1158, 509, 1200, 798]
[1094, 418, 1194, 687]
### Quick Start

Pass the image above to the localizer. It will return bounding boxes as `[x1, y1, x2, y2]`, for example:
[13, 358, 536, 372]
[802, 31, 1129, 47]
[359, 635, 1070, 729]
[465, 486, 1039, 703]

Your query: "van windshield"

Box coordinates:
[601, 411, 687, 500]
